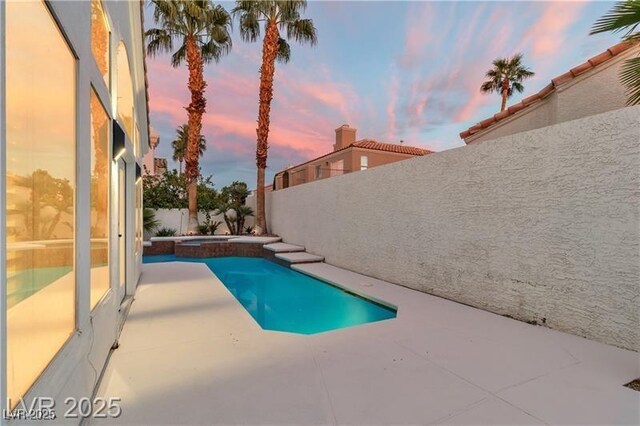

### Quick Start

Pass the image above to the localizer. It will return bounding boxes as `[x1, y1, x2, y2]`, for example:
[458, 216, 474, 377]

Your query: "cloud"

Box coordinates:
[518, 2, 587, 61]
[386, 69, 399, 141]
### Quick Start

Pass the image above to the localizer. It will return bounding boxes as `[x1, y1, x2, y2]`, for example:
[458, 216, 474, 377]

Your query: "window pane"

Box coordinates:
[6, 0, 76, 404]
[117, 42, 134, 139]
[90, 90, 110, 309]
[360, 155, 368, 170]
[91, 0, 109, 88]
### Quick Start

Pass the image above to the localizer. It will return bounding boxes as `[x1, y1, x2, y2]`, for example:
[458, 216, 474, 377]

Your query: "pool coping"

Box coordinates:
[291, 264, 399, 312]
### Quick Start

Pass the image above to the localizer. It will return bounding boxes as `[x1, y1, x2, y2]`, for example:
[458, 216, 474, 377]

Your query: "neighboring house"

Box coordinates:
[1, 0, 150, 413]
[460, 42, 639, 144]
[154, 157, 168, 176]
[274, 124, 432, 190]
[142, 127, 165, 175]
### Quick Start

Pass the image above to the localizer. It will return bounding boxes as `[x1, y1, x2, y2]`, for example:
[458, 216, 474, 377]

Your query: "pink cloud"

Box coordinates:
[386, 71, 398, 140]
[518, 2, 586, 60]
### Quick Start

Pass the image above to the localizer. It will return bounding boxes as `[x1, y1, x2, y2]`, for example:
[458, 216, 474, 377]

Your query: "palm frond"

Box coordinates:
[145, 28, 173, 57]
[511, 81, 525, 93]
[234, 8, 261, 43]
[619, 56, 640, 105]
[591, 0, 640, 37]
[170, 42, 186, 67]
[276, 37, 291, 63]
[286, 18, 317, 46]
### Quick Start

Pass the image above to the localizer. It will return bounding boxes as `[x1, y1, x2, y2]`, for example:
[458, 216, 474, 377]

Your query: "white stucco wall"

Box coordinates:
[148, 202, 259, 238]
[269, 107, 640, 351]
[467, 46, 638, 144]
[148, 209, 230, 237]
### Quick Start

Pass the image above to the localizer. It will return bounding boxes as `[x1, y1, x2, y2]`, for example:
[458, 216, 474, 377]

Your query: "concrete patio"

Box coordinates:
[94, 261, 640, 425]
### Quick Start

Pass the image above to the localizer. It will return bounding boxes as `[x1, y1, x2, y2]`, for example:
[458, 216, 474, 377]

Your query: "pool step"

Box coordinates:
[275, 252, 324, 264]
[263, 242, 305, 253]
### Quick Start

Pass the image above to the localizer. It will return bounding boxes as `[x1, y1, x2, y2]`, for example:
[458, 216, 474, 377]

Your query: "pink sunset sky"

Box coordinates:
[144, 1, 620, 188]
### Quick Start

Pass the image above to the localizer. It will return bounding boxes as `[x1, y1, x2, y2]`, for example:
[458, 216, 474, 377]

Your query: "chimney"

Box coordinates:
[334, 124, 357, 151]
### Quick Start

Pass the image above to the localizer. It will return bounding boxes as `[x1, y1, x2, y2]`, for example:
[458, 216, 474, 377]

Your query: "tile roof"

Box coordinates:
[459, 41, 636, 141]
[353, 139, 433, 155]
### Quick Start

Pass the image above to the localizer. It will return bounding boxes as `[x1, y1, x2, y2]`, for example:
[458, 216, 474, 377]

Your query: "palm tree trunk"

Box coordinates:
[254, 20, 279, 235]
[185, 35, 206, 234]
[501, 78, 509, 112]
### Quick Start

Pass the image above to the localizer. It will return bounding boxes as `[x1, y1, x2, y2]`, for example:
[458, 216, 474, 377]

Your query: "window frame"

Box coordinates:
[5, 0, 80, 406]
[89, 84, 112, 311]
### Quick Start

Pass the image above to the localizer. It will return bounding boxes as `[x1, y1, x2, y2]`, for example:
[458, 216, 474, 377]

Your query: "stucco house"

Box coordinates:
[273, 124, 432, 190]
[460, 41, 639, 144]
[1, 0, 150, 414]
[142, 127, 165, 176]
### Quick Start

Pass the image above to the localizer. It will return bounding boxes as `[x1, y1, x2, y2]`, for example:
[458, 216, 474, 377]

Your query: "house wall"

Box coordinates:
[466, 47, 637, 144]
[147, 209, 233, 237]
[269, 107, 640, 351]
[0, 0, 149, 420]
[275, 149, 422, 190]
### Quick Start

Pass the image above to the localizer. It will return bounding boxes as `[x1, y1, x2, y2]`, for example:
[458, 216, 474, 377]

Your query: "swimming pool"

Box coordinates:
[143, 255, 396, 334]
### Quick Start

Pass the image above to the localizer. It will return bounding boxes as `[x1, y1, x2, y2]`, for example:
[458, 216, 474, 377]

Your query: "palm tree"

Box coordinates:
[480, 54, 535, 112]
[232, 0, 317, 235]
[591, 0, 640, 105]
[146, 0, 232, 234]
[172, 124, 206, 175]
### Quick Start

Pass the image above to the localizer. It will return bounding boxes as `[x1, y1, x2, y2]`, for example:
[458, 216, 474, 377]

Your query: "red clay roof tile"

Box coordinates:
[353, 139, 433, 156]
[608, 41, 633, 55]
[494, 110, 510, 120]
[538, 83, 555, 98]
[508, 103, 526, 114]
[522, 94, 541, 106]
[570, 61, 592, 77]
[588, 51, 613, 66]
[551, 71, 574, 87]
[479, 117, 496, 128]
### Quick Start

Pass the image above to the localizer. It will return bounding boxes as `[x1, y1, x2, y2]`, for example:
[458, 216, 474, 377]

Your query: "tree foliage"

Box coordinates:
[480, 53, 534, 112]
[216, 181, 253, 235]
[591, 0, 640, 105]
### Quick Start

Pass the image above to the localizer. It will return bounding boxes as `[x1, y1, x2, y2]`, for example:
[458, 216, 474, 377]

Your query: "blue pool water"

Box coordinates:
[143, 255, 396, 334]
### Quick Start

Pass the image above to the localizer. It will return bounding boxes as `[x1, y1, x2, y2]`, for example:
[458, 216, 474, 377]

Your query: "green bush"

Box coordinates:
[210, 220, 222, 235]
[198, 224, 210, 235]
[156, 227, 177, 237]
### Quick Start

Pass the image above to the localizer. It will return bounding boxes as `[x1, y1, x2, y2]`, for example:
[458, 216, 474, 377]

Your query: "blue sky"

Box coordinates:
[145, 1, 621, 189]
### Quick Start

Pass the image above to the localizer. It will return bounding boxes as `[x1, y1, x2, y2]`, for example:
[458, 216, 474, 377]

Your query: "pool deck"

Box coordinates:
[94, 261, 640, 425]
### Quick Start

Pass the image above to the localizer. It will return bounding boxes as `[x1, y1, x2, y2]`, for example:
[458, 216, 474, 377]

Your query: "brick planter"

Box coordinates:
[143, 240, 175, 256]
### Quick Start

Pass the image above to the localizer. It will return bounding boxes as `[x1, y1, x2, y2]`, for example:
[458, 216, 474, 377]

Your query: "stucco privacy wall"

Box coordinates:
[269, 107, 640, 351]
[148, 201, 258, 238]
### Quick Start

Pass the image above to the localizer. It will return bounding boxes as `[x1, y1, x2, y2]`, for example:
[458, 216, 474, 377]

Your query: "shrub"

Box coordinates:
[210, 220, 222, 235]
[156, 227, 177, 237]
[198, 224, 210, 235]
[143, 208, 159, 233]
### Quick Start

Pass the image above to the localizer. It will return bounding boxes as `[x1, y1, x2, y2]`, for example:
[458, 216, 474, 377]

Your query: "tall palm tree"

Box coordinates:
[480, 54, 535, 112]
[591, 0, 640, 105]
[172, 124, 206, 175]
[146, 0, 232, 234]
[232, 0, 317, 235]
